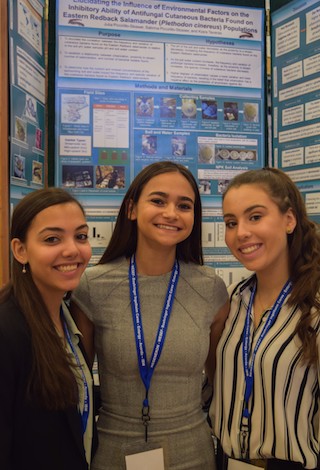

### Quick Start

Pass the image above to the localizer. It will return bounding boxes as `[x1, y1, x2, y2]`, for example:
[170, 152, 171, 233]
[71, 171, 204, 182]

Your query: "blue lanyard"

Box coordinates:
[242, 279, 292, 419]
[61, 308, 90, 435]
[129, 255, 180, 440]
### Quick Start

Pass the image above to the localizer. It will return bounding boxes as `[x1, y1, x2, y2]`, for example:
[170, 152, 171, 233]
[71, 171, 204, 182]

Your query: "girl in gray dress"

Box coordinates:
[71, 161, 229, 470]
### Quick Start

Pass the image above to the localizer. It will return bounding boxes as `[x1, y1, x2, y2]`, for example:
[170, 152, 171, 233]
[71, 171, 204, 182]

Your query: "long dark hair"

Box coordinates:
[0, 188, 86, 409]
[223, 167, 320, 365]
[99, 161, 203, 265]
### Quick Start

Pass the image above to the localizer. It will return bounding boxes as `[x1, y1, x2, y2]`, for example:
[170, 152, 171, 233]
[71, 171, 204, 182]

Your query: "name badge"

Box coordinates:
[228, 459, 263, 470]
[125, 448, 165, 470]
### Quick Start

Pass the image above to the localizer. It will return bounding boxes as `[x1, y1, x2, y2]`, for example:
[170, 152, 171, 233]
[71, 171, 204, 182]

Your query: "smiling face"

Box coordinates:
[223, 184, 296, 278]
[129, 172, 195, 256]
[11, 202, 91, 307]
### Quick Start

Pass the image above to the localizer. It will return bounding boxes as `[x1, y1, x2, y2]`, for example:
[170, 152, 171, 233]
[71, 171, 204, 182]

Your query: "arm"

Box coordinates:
[205, 300, 230, 386]
[70, 300, 95, 368]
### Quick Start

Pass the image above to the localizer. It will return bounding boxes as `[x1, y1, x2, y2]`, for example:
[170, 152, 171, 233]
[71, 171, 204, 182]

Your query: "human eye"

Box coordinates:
[150, 197, 165, 206]
[178, 202, 193, 211]
[224, 219, 237, 229]
[44, 235, 60, 244]
[76, 232, 89, 242]
[249, 213, 262, 222]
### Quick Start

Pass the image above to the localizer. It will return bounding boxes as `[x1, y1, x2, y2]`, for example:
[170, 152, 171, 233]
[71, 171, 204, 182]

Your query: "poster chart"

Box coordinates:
[271, 0, 320, 223]
[8, 0, 46, 206]
[55, 0, 265, 283]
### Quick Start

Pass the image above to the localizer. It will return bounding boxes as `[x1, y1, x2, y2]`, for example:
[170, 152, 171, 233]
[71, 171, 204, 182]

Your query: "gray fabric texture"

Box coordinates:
[72, 257, 228, 469]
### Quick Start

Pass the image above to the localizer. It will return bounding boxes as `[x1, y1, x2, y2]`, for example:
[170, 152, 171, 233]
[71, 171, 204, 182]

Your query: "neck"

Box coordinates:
[255, 270, 290, 306]
[134, 247, 176, 275]
[253, 271, 290, 328]
[255, 251, 290, 296]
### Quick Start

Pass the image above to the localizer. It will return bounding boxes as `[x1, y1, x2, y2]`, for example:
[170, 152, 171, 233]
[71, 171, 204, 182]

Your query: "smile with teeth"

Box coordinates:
[156, 224, 179, 231]
[240, 244, 260, 254]
[56, 264, 78, 272]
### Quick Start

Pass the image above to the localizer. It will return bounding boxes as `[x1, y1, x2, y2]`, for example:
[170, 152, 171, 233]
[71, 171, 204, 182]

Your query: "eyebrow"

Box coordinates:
[148, 191, 194, 204]
[38, 224, 89, 234]
[223, 204, 267, 219]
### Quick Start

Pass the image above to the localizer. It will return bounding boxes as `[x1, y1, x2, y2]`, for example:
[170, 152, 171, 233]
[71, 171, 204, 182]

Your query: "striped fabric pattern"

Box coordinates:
[211, 276, 320, 469]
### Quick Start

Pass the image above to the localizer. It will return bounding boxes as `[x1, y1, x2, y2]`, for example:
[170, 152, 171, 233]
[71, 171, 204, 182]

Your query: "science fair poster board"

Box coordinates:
[53, 0, 265, 284]
[8, 0, 46, 207]
[271, 0, 320, 224]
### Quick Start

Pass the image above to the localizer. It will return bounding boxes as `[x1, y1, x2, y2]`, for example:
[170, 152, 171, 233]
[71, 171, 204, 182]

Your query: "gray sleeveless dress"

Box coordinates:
[72, 257, 228, 470]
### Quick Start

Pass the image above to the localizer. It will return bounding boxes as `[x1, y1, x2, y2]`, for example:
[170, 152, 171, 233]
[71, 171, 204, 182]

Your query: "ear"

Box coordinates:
[11, 238, 28, 264]
[286, 208, 297, 233]
[127, 199, 137, 221]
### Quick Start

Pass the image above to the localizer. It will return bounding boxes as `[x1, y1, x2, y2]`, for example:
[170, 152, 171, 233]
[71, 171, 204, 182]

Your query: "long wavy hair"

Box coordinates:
[99, 161, 203, 265]
[223, 167, 320, 365]
[0, 188, 86, 409]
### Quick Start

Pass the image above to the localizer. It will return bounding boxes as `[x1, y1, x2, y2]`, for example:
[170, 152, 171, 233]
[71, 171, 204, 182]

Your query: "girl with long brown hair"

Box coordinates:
[0, 188, 97, 470]
[212, 168, 320, 470]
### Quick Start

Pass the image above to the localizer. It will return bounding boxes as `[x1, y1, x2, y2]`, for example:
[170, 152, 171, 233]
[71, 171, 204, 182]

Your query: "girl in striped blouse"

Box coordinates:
[211, 168, 320, 470]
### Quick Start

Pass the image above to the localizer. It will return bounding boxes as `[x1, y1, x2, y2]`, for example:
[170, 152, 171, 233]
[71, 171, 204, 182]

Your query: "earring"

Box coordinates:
[22, 264, 26, 274]
[287, 228, 292, 234]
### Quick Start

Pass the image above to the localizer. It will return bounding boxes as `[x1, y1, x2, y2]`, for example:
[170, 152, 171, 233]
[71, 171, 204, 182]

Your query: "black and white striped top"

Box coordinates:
[210, 276, 320, 469]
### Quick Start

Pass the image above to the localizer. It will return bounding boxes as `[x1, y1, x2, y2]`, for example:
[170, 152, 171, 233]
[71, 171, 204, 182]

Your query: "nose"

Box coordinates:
[62, 238, 79, 257]
[163, 203, 178, 219]
[236, 220, 251, 239]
